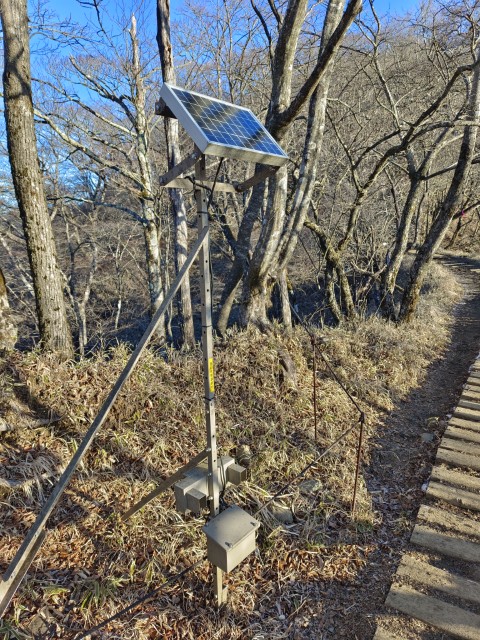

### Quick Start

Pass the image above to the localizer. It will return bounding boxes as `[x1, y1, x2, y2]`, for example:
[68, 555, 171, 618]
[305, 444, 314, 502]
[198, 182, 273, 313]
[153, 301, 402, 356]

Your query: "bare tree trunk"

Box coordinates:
[272, 268, 292, 328]
[382, 170, 422, 318]
[0, 268, 17, 351]
[157, 0, 195, 348]
[64, 229, 97, 357]
[399, 51, 480, 323]
[305, 216, 355, 322]
[217, 178, 266, 334]
[325, 264, 342, 324]
[1, 0, 73, 358]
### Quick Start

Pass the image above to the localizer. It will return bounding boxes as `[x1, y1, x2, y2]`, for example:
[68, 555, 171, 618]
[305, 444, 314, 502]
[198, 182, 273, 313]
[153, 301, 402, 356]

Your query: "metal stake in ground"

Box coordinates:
[195, 155, 226, 606]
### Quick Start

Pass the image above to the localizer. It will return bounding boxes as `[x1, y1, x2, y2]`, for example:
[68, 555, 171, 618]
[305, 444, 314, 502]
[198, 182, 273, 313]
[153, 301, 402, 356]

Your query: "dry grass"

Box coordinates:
[0, 263, 462, 639]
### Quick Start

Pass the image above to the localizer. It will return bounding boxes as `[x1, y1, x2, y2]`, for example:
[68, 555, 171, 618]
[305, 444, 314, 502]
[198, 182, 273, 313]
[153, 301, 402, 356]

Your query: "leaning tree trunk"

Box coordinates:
[157, 0, 195, 348]
[399, 51, 480, 323]
[0, 0, 73, 358]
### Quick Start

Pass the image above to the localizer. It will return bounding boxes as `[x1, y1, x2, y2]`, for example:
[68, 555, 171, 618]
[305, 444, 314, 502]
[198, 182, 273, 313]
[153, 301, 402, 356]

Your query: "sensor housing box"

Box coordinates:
[202, 505, 260, 573]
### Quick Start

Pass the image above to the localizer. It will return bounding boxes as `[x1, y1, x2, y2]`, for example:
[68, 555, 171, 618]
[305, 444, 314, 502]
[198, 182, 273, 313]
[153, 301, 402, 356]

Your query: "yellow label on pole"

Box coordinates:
[208, 358, 215, 393]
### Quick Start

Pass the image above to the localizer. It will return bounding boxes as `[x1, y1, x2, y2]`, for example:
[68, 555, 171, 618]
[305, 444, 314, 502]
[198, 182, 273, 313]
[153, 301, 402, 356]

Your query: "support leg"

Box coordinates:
[214, 567, 227, 606]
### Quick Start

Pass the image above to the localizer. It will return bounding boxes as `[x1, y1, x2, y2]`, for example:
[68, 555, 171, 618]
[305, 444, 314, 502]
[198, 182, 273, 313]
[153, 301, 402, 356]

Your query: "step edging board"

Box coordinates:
[386, 583, 480, 640]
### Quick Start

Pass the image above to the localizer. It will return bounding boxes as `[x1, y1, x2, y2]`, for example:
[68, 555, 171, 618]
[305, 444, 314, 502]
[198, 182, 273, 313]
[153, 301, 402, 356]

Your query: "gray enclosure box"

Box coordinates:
[174, 456, 245, 514]
[203, 505, 260, 573]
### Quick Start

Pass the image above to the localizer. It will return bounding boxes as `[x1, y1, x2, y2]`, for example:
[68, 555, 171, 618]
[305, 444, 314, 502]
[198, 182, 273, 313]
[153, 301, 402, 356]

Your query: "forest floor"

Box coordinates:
[0, 253, 479, 640]
[321, 252, 480, 640]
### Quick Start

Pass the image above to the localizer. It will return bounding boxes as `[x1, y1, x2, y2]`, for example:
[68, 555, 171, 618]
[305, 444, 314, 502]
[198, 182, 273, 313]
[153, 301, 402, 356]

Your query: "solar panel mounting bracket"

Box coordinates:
[158, 148, 203, 187]
[155, 98, 176, 119]
[234, 165, 279, 192]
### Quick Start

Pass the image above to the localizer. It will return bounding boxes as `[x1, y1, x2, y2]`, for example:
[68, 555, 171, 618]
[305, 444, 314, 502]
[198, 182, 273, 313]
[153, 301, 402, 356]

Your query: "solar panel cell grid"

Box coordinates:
[163, 85, 287, 165]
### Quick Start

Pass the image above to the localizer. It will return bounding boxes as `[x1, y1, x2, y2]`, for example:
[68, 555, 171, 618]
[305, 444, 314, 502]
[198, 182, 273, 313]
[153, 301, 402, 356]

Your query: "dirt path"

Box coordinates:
[317, 254, 480, 640]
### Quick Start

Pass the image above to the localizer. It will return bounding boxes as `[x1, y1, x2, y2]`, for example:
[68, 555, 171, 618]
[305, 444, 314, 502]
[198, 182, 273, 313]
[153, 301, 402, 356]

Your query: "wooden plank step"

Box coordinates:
[386, 583, 480, 640]
[454, 407, 480, 422]
[411, 524, 480, 562]
[431, 465, 480, 491]
[465, 384, 480, 395]
[463, 390, 480, 403]
[464, 380, 480, 390]
[436, 447, 480, 471]
[397, 554, 480, 604]
[417, 504, 480, 538]
[449, 416, 480, 432]
[427, 481, 480, 511]
[372, 627, 403, 640]
[441, 436, 480, 456]
[459, 399, 480, 411]
[469, 371, 480, 379]
[445, 425, 480, 444]
[466, 376, 480, 388]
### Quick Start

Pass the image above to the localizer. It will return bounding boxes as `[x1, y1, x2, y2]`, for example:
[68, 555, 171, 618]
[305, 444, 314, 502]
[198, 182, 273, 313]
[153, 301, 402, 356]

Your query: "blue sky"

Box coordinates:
[41, 0, 421, 26]
[374, 0, 419, 14]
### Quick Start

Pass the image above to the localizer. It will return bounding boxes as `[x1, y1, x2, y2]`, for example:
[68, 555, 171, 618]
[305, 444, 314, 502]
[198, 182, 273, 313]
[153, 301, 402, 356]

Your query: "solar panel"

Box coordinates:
[159, 84, 288, 167]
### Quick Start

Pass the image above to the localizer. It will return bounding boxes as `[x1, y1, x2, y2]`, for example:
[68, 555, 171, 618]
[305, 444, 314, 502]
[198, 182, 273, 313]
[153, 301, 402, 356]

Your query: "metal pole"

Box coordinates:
[195, 156, 225, 606]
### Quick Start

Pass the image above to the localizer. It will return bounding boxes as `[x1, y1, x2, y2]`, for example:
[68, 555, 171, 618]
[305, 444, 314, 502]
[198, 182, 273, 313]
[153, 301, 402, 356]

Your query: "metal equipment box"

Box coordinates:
[203, 505, 260, 573]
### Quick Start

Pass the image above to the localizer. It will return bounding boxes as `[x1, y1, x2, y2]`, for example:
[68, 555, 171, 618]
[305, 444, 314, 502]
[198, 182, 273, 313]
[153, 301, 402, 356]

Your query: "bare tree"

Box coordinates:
[399, 48, 480, 320]
[0, 0, 73, 357]
[217, 0, 363, 332]
[34, 10, 168, 339]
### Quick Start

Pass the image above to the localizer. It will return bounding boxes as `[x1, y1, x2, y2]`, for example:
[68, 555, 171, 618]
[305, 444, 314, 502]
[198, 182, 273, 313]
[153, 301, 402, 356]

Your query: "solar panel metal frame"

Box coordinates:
[159, 83, 288, 167]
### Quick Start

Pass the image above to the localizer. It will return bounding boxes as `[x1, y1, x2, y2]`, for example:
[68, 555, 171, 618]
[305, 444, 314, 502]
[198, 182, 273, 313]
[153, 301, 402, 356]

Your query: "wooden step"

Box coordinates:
[431, 466, 480, 492]
[411, 524, 480, 562]
[449, 418, 480, 434]
[445, 425, 480, 444]
[386, 583, 480, 640]
[463, 390, 480, 403]
[427, 481, 480, 512]
[397, 554, 480, 604]
[454, 407, 480, 423]
[436, 447, 480, 472]
[441, 436, 480, 456]
[459, 399, 480, 411]
[465, 384, 480, 396]
[417, 504, 480, 538]
[469, 371, 480, 379]
[466, 376, 480, 388]
[449, 416, 480, 432]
